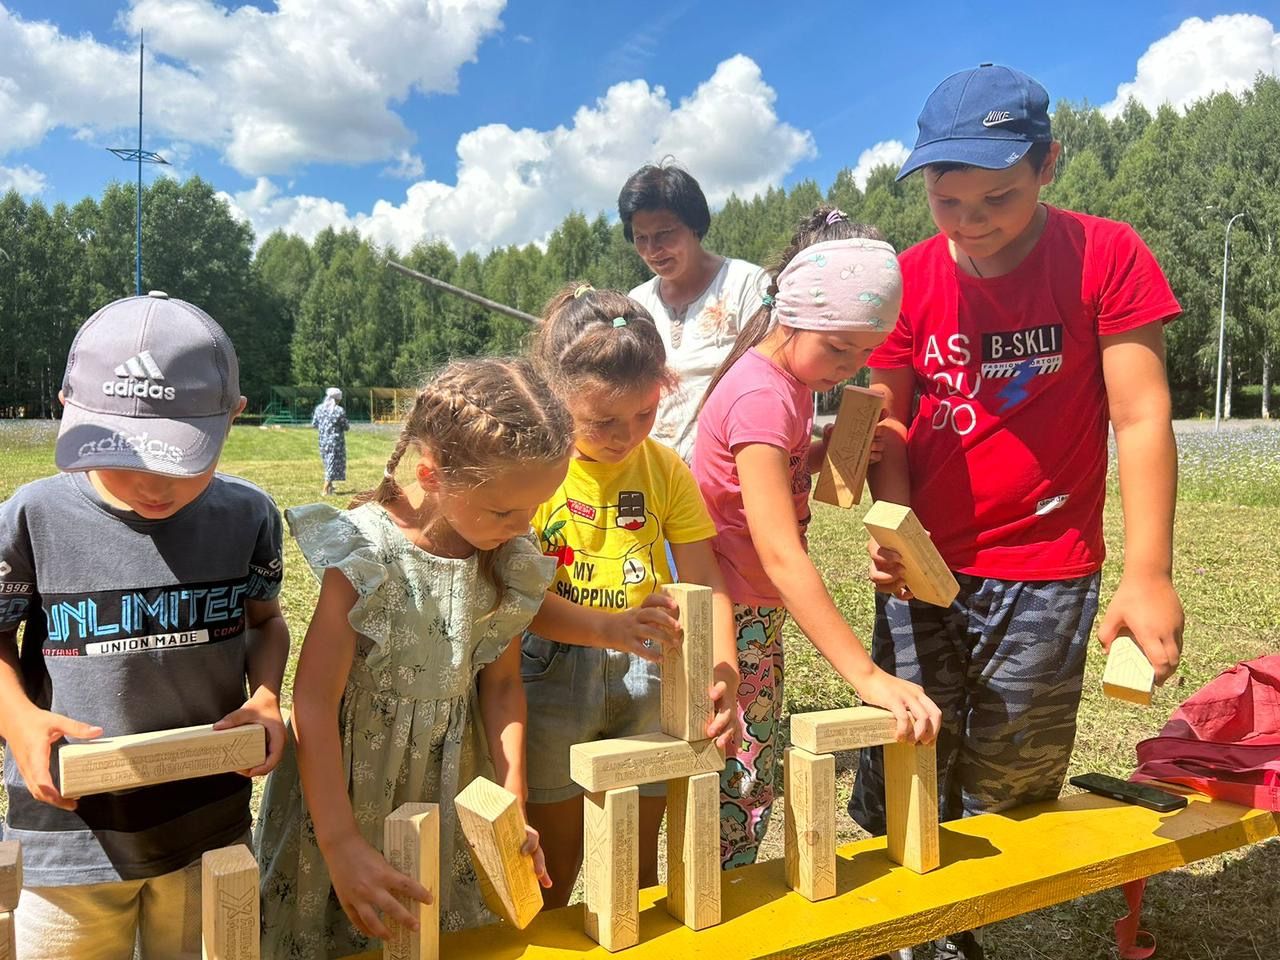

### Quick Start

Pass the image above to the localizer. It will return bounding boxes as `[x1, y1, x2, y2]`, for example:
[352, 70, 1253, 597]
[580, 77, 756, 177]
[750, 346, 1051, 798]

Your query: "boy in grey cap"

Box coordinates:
[0, 291, 290, 958]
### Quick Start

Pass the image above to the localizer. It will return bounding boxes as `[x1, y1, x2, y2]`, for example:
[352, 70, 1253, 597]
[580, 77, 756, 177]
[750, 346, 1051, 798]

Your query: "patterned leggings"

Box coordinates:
[719, 603, 787, 868]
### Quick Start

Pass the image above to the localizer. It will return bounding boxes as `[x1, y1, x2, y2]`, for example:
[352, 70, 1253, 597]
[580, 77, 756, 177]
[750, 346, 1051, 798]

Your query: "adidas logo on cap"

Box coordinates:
[103, 349, 176, 400]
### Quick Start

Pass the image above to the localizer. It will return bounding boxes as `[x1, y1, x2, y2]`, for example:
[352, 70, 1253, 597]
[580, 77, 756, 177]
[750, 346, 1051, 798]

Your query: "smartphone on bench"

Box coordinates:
[1069, 773, 1188, 813]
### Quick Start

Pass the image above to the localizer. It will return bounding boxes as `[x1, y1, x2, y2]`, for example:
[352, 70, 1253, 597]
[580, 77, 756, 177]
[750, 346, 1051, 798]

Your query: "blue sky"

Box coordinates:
[3, 1, 1278, 253]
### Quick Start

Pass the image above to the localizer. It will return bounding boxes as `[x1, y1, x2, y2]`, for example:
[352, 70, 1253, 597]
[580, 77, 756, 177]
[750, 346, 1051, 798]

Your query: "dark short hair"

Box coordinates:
[618, 163, 711, 242]
[926, 141, 1054, 179]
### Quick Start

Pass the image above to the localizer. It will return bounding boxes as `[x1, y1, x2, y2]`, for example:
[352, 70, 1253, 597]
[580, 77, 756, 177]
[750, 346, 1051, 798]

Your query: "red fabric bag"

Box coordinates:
[1114, 653, 1280, 957]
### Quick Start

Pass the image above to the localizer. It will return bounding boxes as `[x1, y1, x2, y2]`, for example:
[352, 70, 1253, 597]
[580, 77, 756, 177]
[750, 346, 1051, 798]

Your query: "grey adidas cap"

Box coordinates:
[56, 291, 241, 476]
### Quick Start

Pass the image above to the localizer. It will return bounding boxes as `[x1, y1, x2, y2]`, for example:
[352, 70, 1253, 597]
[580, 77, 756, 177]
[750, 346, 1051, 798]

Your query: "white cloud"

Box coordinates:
[218, 177, 355, 243]
[848, 140, 910, 190]
[0, 163, 47, 196]
[382, 150, 426, 180]
[347, 54, 815, 254]
[0, 0, 505, 175]
[1103, 13, 1280, 117]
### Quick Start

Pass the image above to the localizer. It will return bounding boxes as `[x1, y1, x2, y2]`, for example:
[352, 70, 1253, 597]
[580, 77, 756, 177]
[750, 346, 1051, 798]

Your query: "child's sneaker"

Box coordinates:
[933, 930, 985, 959]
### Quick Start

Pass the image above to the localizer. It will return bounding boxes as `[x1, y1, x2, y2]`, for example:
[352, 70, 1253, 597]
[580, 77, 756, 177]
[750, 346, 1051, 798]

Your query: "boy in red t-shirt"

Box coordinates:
[850, 65, 1184, 960]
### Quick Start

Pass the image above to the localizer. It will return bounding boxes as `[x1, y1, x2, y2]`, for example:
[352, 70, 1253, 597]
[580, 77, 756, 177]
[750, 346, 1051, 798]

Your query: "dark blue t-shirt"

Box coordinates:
[0, 471, 283, 884]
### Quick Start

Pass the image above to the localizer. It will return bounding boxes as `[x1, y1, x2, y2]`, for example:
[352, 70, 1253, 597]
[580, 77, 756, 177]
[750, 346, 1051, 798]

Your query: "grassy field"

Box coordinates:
[1, 419, 1277, 958]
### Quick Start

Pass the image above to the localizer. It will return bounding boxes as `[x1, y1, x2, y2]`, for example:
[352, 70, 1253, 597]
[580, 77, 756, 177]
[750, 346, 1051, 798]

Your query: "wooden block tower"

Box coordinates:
[568, 582, 725, 951]
[783, 706, 940, 902]
[384, 802, 441, 960]
[201, 843, 259, 960]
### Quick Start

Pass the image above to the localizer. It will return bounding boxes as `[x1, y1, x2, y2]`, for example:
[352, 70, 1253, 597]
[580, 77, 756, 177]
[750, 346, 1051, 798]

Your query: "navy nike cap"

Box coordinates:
[897, 63, 1053, 180]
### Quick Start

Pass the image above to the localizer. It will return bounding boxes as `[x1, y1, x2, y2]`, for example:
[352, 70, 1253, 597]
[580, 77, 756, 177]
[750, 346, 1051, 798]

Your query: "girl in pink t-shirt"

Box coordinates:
[692, 208, 941, 866]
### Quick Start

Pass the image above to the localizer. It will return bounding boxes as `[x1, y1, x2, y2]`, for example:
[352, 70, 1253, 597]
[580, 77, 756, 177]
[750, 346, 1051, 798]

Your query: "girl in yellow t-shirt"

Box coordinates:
[523, 283, 740, 906]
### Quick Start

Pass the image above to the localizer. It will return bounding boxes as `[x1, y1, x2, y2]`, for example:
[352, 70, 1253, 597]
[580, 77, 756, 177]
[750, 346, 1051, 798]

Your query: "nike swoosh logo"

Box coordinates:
[982, 117, 1015, 127]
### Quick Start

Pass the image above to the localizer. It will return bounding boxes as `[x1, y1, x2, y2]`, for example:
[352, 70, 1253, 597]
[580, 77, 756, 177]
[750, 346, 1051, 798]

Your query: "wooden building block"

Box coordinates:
[455, 778, 542, 930]
[884, 741, 939, 874]
[665, 772, 720, 929]
[383, 803, 440, 960]
[0, 842, 20, 913]
[570, 733, 724, 793]
[0, 911, 13, 960]
[862, 501, 959, 608]
[583, 787, 639, 952]
[660, 583, 715, 742]
[1102, 633, 1156, 706]
[201, 844, 259, 960]
[789, 707, 898, 755]
[784, 747, 836, 902]
[59, 722, 266, 798]
[813, 385, 883, 508]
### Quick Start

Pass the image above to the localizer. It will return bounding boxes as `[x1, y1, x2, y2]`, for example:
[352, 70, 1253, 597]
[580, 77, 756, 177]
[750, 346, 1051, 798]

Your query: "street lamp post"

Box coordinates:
[1215, 213, 1248, 431]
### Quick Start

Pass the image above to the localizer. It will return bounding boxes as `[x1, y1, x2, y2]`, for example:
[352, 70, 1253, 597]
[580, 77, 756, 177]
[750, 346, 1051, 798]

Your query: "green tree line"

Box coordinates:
[2, 77, 1277, 419]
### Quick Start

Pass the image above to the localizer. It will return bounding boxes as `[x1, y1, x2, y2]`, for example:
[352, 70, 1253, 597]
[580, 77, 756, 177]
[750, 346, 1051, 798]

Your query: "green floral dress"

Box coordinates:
[256, 502, 554, 959]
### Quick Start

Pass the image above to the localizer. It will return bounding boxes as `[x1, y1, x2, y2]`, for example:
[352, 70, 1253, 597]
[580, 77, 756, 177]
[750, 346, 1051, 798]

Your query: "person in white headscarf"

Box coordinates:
[311, 387, 349, 495]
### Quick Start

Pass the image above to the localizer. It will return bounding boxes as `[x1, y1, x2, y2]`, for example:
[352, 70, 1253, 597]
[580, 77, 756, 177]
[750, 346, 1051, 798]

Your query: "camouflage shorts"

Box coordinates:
[849, 572, 1100, 833]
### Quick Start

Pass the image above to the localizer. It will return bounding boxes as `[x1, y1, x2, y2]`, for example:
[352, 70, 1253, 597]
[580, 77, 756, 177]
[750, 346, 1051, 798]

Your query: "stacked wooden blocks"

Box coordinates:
[784, 706, 940, 903]
[568, 583, 724, 951]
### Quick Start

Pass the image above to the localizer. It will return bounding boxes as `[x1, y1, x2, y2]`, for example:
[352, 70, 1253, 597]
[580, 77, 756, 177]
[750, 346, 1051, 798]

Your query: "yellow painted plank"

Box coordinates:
[340, 793, 1277, 960]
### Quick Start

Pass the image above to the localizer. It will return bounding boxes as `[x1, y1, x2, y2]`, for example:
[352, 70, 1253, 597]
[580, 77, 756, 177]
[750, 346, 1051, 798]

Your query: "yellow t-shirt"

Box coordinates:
[533, 438, 716, 611]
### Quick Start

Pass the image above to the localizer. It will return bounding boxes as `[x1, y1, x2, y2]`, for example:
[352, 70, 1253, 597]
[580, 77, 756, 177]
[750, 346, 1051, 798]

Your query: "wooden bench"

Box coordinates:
[344, 793, 1277, 959]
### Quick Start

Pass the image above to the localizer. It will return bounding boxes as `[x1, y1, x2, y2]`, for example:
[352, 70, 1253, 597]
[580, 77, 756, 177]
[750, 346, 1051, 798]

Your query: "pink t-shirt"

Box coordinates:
[692, 348, 814, 606]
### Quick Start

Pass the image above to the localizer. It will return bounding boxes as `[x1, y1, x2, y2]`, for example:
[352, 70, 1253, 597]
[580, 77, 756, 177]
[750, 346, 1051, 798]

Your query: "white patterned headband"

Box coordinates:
[772, 238, 902, 333]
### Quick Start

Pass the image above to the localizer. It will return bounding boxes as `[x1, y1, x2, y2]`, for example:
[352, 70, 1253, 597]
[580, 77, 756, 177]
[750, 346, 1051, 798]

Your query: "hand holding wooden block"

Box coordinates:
[201, 844, 259, 960]
[384, 803, 439, 960]
[583, 786, 639, 952]
[1102, 633, 1156, 706]
[0, 842, 20, 913]
[455, 778, 542, 930]
[813, 385, 883, 508]
[660, 583, 714, 742]
[863, 501, 959, 608]
[59, 722, 266, 798]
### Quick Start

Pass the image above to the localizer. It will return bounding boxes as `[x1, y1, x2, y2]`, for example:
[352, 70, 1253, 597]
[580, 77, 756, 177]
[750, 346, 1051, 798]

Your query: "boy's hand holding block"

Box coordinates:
[0, 841, 20, 913]
[813, 385, 883, 508]
[384, 803, 440, 960]
[1102, 632, 1156, 706]
[454, 777, 542, 930]
[201, 844, 259, 960]
[58, 722, 266, 798]
[660, 583, 714, 741]
[862, 501, 959, 608]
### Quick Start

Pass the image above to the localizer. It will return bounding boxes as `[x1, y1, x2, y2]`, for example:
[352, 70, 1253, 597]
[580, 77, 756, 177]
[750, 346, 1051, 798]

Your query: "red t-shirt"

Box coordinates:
[869, 206, 1180, 580]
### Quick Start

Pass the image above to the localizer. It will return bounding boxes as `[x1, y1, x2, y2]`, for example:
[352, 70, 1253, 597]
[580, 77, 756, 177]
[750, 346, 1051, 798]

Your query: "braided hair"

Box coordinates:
[350, 356, 573, 610]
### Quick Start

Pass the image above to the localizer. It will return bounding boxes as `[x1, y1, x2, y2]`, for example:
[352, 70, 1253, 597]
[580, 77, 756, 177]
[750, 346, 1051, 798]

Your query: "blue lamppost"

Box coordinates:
[107, 31, 168, 296]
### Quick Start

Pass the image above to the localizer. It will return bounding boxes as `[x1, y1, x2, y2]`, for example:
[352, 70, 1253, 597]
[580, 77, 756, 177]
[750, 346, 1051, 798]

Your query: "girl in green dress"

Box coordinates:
[256, 357, 573, 958]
